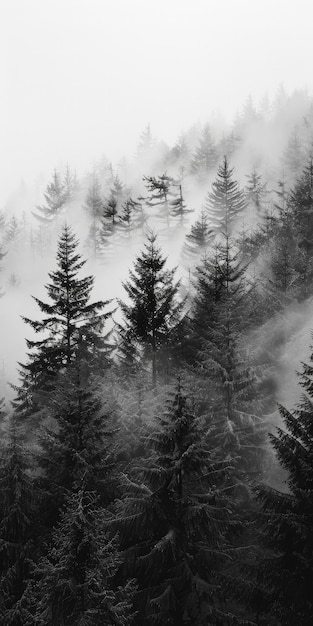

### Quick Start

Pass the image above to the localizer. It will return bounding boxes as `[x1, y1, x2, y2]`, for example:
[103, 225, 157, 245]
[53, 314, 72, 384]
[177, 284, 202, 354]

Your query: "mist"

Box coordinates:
[1, 2, 313, 440]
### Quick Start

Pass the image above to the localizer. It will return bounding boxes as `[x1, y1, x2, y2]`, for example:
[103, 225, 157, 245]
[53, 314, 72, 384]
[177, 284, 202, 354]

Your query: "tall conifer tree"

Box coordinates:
[203, 156, 247, 237]
[116, 383, 244, 625]
[13, 225, 113, 417]
[256, 338, 313, 624]
[118, 232, 186, 386]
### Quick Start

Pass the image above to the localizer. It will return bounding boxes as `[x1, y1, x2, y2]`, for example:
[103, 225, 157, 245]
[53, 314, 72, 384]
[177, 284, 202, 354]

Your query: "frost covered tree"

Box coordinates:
[0, 419, 38, 624]
[37, 359, 118, 524]
[116, 383, 244, 625]
[28, 487, 135, 625]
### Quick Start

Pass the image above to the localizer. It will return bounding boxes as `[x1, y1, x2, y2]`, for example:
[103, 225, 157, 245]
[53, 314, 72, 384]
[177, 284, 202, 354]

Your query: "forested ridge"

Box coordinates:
[2, 89, 313, 623]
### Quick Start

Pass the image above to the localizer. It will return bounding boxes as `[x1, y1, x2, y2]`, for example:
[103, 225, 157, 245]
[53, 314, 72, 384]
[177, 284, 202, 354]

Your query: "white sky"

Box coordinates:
[1, 0, 313, 201]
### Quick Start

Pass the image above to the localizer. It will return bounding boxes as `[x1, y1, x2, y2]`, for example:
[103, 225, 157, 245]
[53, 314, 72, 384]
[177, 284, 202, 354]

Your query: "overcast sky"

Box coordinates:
[1, 0, 313, 202]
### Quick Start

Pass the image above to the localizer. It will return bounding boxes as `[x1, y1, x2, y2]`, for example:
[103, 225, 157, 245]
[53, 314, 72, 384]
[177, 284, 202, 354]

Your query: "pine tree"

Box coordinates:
[63, 165, 80, 204]
[191, 235, 265, 475]
[288, 156, 313, 297]
[255, 339, 313, 624]
[274, 171, 289, 219]
[283, 127, 305, 184]
[13, 225, 113, 417]
[265, 221, 300, 311]
[4, 216, 24, 251]
[0, 209, 7, 233]
[190, 124, 218, 180]
[109, 174, 126, 213]
[116, 382, 244, 625]
[33, 170, 66, 224]
[143, 173, 175, 228]
[102, 195, 119, 226]
[119, 197, 147, 236]
[245, 166, 269, 220]
[169, 182, 193, 226]
[137, 123, 155, 158]
[203, 156, 247, 237]
[117, 232, 186, 386]
[83, 173, 104, 219]
[182, 208, 214, 266]
[0, 418, 38, 625]
[28, 487, 135, 625]
[168, 133, 191, 171]
[37, 360, 118, 523]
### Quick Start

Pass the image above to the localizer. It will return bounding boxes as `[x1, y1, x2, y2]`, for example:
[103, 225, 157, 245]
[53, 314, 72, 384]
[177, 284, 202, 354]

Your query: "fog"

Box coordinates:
[2, 0, 313, 202]
[2, 0, 313, 412]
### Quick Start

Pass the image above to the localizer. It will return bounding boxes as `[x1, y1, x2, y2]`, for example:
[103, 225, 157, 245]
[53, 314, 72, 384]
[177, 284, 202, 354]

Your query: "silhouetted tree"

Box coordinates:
[256, 339, 313, 624]
[0, 419, 38, 624]
[117, 232, 186, 386]
[13, 225, 113, 417]
[117, 383, 244, 625]
[28, 487, 135, 625]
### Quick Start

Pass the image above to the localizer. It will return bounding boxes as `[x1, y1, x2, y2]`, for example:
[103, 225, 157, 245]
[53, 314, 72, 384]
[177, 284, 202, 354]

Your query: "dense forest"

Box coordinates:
[2, 88, 313, 624]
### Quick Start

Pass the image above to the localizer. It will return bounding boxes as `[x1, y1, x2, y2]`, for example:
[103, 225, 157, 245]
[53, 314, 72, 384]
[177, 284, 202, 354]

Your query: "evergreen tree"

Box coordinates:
[289, 156, 313, 251]
[37, 360, 118, 523]
[117, 232, 186, 386]
[137, 123, 155, 157]
[0, 418, 38, 625]
[117, 383, 244, 625]
[119, 197, 147, 236]
[0, 209, 7, 233]
[109, 174, 126, 213]
[13, 225, 113, 416]
[191, 235, 265, 475]
[33, 170, 66, 224]
[102, 195, 119, 226]
[274, 171, 289, 219]
[143, 173, 174, 228]
[169, 182, 193, 226]
[288, 156, 313, 297]
[63, 165, 80, 204]
[190, 124, 218, 180]
[255, 339, 313, 624]
[83, 173, 104, 219]
[203, 156, 247, 237]
[168, 133, 191, 171]
[28, 487, 135, 625]
[245, 166, 269, 220]
[182, 208, 214, 266]
[4, 216, 24, 251]
[283, 127, 305, 184]
[265, 222, 300, 311]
